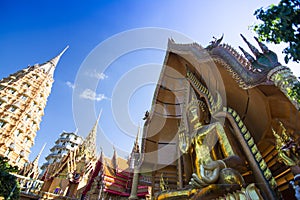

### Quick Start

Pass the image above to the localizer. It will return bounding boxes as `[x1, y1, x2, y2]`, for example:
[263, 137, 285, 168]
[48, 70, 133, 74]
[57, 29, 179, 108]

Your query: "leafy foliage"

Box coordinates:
[288, 82, 300, 105]
[0, 156, 20, 200]
[253, 0, 300, 63]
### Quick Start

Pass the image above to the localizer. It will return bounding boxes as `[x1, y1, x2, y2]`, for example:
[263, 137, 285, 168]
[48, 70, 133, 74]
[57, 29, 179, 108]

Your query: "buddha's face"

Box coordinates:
[187, 104, 203, 130]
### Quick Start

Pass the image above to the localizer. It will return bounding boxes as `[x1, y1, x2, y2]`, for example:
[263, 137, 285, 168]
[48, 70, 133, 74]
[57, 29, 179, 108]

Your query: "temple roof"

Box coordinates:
[82, 148, 130, 195]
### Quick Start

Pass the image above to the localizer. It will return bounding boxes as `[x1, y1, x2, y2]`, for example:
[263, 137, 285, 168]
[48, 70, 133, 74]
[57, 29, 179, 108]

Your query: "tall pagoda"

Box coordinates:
[0, 46, 68, 169]
[41, 131, 83, 171]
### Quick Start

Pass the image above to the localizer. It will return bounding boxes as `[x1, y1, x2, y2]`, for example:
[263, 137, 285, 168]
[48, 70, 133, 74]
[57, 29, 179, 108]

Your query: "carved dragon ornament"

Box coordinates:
[207, 34, 300, 110]
[168, 35, 300, 110]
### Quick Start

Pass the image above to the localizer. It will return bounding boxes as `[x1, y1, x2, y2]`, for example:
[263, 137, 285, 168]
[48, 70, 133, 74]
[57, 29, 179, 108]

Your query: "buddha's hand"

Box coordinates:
[190, 160, 225, 188]
[178, 131, 189, 153]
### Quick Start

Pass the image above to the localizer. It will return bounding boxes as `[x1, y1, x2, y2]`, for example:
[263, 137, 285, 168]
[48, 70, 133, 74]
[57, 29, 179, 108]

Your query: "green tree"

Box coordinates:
[253, 0, 300, 63]
[0, 156, 20, 200]
[288, 82, 300, 105]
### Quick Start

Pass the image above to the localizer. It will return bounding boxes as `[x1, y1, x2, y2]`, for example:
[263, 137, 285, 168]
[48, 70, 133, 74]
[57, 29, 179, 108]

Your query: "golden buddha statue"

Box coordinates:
[157, 86, 266, 199]
[184, 97, 245, 189]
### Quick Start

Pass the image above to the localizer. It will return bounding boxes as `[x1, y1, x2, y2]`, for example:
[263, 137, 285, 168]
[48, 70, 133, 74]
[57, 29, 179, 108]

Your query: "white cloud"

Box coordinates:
[94, 72, 108, 80]
[66, 81, 75, 89]
[86, 71, 108, 80]
[80, 89, 108, 101]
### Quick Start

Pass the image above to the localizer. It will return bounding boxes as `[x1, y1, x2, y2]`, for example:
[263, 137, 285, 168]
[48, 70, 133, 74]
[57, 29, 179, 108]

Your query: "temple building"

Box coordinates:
[40, 115, 100, 199]
[0, 46, 68, 169]
[82, 128, 150, 200]
[19, 143, 46, 180]
[138, 36, 300, 199]
[16, 144, 46, 199]
[41, 131, 83, 171]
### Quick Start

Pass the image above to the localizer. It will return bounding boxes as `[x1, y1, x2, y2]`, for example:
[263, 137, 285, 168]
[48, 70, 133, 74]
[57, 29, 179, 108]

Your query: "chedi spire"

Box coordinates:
[82, 110, 101, 158]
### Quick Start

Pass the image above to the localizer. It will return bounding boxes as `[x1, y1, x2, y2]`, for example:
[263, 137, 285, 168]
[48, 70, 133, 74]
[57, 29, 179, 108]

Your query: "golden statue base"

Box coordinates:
[157, 183, 263, 200]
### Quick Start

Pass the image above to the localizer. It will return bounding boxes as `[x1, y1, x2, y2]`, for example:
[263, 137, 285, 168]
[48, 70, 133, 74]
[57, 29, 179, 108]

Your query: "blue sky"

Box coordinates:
[1, 0, 299, 166]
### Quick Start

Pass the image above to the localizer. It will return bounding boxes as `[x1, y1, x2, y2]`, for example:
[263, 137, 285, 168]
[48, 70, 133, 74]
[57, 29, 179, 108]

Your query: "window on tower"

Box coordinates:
[24, 114, 30, 121]
[24, 137, 28, 144]
[32, 101, 37, 108]
[8, 142, 15, 151]
[24, 83, 31, 88]
[17, 151, 24, 162]
[21, 95, 27, 101]
[8, 106, 17, 112]
[20, 150, 25, 158]
[15, 130, 21, 137]
[8, 88, 16, 94]
[1, 97, 8, 102]
[0, 120, 6, 128]
[5, 149, 11, 156]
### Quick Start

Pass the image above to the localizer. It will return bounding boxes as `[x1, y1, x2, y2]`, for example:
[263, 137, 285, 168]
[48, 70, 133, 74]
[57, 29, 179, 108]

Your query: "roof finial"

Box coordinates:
[96, 109, 102, 123]
[112, 145, 118, 170]
[21, 143, 46, 179]
[128, 125, 141, 167]
[40, 45, 69, 76]
[33, 143, 46, 165]
[81, 109, 102, 157]
[99, 146, 104, 161]
[133, 125, 141, 153]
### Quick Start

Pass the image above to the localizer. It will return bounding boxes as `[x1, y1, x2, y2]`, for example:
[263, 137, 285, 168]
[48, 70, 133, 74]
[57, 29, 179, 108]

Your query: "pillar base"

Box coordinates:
[128, 195, 138, 200]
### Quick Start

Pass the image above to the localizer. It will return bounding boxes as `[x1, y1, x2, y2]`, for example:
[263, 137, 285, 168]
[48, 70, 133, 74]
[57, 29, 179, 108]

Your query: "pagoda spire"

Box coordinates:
[99, 147, 104, 162]
[132, 126, 140, 154]
[40, 45, 69, 76]
[129, 127, 142, 200]
[20, 143, 46, 179]
[32, 143, 46, 166]
[129, 126, 141, 169]
[112, 146, 118, 170]
[82, 110, 102, 158]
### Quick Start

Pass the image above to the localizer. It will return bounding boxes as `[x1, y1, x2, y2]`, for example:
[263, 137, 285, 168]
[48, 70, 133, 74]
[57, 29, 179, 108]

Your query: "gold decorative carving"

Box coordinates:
[215, 183, 264, 200]
[159, 173, 169, 192]
[272, 121, 299, 166]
